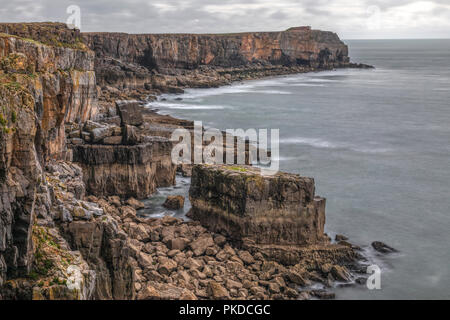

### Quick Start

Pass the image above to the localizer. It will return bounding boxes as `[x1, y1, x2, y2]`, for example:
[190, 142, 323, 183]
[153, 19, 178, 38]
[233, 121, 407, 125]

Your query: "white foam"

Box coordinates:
[148, 101, 228, 110]
[280, 137, 339, 149]
[280, 137, 392, 154]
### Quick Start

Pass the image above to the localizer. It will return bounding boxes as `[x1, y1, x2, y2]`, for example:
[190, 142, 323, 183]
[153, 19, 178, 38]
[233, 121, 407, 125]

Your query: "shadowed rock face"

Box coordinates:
[84, 26, 348, 70]
[82, 26, 352, 89]
[72, 138, 176, 199]
[189, 165, 328, 247]
[0, 24, 97, 286]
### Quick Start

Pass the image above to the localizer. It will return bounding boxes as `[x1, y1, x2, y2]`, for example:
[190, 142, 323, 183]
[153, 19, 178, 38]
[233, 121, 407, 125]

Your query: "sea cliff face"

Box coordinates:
[0, 25, 98, 289]
[83, 26, 364, 92]
[0, 22, 374, 300]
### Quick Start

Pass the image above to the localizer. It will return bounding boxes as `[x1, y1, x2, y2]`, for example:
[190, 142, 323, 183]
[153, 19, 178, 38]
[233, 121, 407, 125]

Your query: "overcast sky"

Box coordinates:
[1, 0, 449, 39]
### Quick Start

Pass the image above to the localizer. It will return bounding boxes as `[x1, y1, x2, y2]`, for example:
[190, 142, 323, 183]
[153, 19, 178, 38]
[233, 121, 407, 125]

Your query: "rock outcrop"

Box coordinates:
[72, 139, 176, 199]
[188, 165, 359, 266]
[83, 26, 369, 91]
[0, 23, 97, 293]
[0, 22, 372, 300]
[189, 165, 327, 246]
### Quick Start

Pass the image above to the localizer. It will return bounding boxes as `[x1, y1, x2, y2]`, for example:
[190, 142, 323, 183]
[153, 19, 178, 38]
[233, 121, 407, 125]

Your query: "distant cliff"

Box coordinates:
[82, 26, 365, 90]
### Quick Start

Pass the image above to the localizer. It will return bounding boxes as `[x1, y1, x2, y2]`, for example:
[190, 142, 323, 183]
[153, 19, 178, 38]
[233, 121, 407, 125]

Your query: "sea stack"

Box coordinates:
[189, 164, 327, 246]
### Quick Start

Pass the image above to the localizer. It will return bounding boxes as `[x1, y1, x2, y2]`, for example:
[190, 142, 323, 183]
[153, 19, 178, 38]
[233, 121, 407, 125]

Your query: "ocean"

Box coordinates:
[144, 39, 450, 299]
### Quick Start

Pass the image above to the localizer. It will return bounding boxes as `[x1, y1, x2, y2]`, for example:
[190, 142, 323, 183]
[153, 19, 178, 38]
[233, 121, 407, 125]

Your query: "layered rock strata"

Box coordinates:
[0, 27, 97, 289]
[0, 22, 372, 300]
[188, 165, 357, 266]
[83, 26, 371, 92]
[189, 165, 327, 246]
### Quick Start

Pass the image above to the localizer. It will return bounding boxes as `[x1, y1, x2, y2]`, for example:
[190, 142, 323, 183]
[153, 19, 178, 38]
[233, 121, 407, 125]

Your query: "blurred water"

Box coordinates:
[145, 39, 450, 299]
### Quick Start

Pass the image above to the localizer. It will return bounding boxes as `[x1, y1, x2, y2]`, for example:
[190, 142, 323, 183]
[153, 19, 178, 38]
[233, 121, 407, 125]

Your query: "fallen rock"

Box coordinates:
[158, 259, 178, 275]
[116, 101, 144, 126]
[335, 234, 348, 241]
[168, 238, 186, 251]
[103, 135, 123, 145]
[137, 285, 161, 300]
[330, 265, 351, 282]
[163, 195, 185, 210]
[238, 251, 255, 265]
[371, 241, 397, 254]
[126, 197, 145, 210]
[190, 235, 214, 256]
[207, 281, 230, 300]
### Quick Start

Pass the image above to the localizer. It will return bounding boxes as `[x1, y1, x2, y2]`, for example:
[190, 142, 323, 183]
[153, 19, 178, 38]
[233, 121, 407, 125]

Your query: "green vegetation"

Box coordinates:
[229, 166, 248, 172]
[0, 31, 88, 51]
[0, 114, 6, 126]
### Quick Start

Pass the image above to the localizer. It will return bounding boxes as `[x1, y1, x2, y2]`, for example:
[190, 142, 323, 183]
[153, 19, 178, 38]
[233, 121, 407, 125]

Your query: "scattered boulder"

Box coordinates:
[126, 197, 145, 210]
[238, 251, 255, 265]
[371, 241, 397, 254]
[102, 135, 123, 145]
[330, 265, 351, 282]
[190, 235, 214, 256]
[207, 281, 229, 300]
[116, 101, 144, 126]
[163, 195, 185, 210]
[335, 234, 348, 241]
[122, 124, 140, 145]
[168, 238, 186, 251]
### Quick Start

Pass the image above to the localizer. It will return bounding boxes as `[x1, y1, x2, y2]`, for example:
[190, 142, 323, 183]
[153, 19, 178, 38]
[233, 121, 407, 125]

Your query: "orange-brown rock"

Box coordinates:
[189, 164, 328, 247]
[82, 26, 370, 90]
[72, 138, 176, 199]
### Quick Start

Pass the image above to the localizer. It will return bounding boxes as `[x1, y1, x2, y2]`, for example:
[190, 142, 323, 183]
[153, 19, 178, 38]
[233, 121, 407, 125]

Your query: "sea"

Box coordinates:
[142, 39, 450, 299]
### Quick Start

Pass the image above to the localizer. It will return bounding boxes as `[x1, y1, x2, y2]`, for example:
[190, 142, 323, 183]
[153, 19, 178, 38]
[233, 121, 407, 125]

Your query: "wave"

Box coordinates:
[288, 83, 326, 87]
[147, 101, 229, 110]
[280, 137, 339, 149]
[280, 137, 392, 154]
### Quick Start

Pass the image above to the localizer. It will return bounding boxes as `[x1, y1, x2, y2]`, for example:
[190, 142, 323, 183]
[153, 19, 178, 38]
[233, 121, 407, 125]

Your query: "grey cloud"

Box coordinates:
[0, 0, 448, 38]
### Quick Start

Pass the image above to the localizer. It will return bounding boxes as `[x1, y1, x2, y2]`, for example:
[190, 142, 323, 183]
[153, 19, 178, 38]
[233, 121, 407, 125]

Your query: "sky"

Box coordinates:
[0, 0, 449, 39]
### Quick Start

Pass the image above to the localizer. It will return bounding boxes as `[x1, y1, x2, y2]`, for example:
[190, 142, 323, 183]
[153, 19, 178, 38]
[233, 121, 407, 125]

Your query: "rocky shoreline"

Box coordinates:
[0, 22, 388, 300]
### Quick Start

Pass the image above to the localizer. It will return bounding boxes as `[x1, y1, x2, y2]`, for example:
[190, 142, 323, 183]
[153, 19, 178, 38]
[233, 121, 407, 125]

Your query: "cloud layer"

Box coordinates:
[1, 0, 449, 39]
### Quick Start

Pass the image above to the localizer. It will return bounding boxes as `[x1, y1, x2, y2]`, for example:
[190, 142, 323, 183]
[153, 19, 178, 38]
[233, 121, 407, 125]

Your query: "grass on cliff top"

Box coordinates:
[29, 225, 73, 282]
[228, 166, 248, 172]
[0, 32, 88, 51]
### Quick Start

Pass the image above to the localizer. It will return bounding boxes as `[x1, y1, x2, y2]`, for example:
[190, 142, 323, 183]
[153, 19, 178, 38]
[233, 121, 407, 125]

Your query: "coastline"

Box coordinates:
[0, 22, 386, 300]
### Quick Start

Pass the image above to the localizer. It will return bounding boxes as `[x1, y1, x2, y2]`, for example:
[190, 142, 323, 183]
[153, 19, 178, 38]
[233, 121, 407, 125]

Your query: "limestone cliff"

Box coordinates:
[83, 26, 362, 90]
[0, 24, 98, 289]
[0, 22, 372, 300]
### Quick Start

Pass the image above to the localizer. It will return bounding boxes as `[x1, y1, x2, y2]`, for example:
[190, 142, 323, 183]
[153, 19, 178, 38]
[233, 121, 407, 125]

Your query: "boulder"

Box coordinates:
[122, 125, 140, 145]
[238, 251, 255, 265]
[371, 241, 397, 254]
[335, 234, 348, 241]
[116, 101, 144, 126]
[126, 197, 145, 210]
[189, 235, 214, 256]
[91, 126, 114, 143]
[189, 164, 327, 246]
[163, 195, 185, 210]
[102, 135, 123, 145]
[207, 281, 230, 300]
[168, 238, 187, 251]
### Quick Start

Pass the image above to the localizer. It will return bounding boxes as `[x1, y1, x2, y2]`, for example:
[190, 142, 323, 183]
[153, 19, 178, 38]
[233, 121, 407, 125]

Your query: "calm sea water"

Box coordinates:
[145, 40, 450, 299]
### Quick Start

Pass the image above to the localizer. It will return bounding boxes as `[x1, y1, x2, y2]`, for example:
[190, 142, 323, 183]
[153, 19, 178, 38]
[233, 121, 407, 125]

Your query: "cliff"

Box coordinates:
[0, 22, 374, 300]
[0, 23, 98, 293]
[83, 26, 365, 91]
